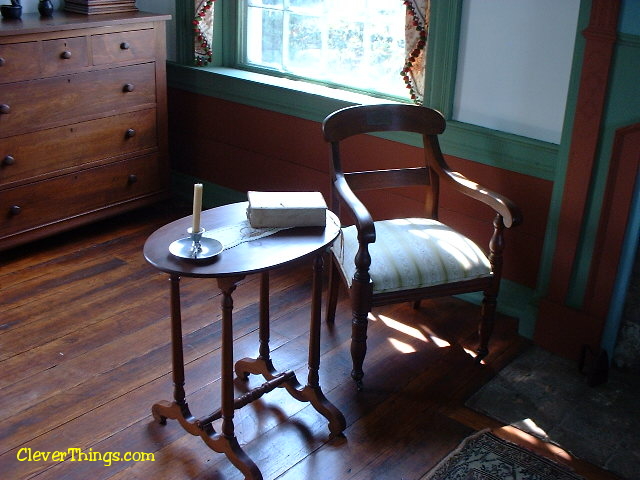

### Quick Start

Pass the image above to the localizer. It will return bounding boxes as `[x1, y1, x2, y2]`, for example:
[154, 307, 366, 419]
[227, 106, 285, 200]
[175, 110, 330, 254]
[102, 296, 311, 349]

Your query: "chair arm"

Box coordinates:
[334, 175, 376, 243]
[425, 134, 522, 228]
[443, 169, 522, 228]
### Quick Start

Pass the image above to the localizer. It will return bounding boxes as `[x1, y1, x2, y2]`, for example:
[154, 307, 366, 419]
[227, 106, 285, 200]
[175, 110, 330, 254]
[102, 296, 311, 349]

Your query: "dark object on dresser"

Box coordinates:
[38, 0, 53, 17]
[1, 4, 21, 19]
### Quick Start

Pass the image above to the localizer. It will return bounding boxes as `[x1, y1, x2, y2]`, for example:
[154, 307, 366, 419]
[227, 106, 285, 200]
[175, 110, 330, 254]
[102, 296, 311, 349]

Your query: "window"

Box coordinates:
[189, 0, 426, 103]
[174, 0, 568, 182]
[238, 0, 408, 99]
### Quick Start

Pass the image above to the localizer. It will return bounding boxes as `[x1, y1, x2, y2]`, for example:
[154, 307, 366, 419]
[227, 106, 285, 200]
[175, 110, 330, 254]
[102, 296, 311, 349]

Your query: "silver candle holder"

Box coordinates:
[188, 226, 205, 256]
[169, 227, 223, 261]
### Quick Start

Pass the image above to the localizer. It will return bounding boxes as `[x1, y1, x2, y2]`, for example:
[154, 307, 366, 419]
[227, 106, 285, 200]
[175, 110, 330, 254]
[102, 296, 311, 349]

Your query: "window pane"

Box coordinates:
[241, 0, 407, 99]
[248, 0, 283, 6]
[290, 0, 323, 11]
[286, 14, 323, 73]
[246, 8, 284, 68]
[327, 20, 364, 80]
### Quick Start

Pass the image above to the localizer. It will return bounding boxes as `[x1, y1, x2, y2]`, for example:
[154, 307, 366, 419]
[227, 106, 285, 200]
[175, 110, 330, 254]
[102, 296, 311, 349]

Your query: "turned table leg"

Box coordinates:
[258, 271, 275, 372]
[152, 274, 262, 480]
[170, 275, 188, 412]
[215, 276, 263, 480]
[235, 272, 276, 379]
[303, 254, 347, 437]
[152, 274, 193, 424]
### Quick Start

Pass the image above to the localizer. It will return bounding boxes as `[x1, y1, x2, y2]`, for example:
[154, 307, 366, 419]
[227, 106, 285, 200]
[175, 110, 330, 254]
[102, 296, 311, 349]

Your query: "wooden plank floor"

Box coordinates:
[0, 201, 618, 480]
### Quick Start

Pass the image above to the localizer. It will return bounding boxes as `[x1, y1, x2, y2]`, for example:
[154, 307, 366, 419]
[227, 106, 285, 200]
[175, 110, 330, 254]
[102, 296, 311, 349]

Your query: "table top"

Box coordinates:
[143, 202, 341, 278]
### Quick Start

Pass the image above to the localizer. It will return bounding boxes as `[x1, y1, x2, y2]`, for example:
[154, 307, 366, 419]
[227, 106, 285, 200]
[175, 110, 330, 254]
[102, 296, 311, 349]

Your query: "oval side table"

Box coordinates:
[143, 201, 346, 480]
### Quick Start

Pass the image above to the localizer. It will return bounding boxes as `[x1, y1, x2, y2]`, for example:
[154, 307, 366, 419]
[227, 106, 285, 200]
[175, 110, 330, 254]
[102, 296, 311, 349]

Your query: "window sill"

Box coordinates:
[166, 62, 402, 123]
[166, 62, 558, 180]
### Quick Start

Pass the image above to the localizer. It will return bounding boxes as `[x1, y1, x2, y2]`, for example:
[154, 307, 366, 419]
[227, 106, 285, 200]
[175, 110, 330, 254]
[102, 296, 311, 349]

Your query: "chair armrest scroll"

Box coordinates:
[444, 169, 522, 228]
[334, 175, 376, 243]
[425, 135, 522, 228]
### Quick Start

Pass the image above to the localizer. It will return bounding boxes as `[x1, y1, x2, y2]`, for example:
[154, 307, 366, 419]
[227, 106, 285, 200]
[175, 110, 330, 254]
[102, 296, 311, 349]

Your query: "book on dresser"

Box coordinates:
[64, 1, 138, 15]
[0, 11, 171, 251]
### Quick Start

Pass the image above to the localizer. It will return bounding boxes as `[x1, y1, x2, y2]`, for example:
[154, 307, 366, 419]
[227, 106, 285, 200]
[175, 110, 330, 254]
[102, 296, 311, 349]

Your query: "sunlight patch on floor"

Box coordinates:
[375, 313, 456, 352]
[379, 314, 428, 342]
[429, 335, 451, 348]
[463, 347, 486, 364]
[388, 338, 417, 353]
[513, 418, 550, 441]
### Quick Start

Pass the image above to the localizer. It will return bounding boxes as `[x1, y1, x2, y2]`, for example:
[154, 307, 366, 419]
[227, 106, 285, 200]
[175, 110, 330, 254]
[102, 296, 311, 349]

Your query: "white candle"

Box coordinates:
[192, 183, 203, 233]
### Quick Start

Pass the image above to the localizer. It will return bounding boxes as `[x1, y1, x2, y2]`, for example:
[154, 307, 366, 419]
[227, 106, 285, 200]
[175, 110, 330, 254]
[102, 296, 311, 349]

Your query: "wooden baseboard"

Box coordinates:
[534, 298, 604, 361]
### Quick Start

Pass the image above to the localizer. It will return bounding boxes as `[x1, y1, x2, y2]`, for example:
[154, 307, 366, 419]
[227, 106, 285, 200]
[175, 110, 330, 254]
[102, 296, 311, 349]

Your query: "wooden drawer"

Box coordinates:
[0, 62, 156, 138]
[0, 108, 157, 187]
[0, 153, 164, 237]
[0, 42, 41, 83]
[41, 36, 90, 76]
[92, 29, 156, 65]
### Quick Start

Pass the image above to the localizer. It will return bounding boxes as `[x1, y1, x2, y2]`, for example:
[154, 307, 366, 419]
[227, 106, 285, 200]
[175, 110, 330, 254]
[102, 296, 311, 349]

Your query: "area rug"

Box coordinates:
[422, 430, 584, 480]
[465, 345, 640, 479]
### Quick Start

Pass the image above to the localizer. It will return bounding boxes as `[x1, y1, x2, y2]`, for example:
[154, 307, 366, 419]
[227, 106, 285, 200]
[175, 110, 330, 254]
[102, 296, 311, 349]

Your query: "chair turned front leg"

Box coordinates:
[477, 214, 505, 363]
[350, 310, 368, 391]
[477, 291, 497, 362]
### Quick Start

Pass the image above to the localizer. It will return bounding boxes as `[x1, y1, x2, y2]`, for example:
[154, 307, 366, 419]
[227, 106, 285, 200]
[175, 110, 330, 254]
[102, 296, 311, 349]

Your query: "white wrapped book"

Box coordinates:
[247, 191, 328, 228]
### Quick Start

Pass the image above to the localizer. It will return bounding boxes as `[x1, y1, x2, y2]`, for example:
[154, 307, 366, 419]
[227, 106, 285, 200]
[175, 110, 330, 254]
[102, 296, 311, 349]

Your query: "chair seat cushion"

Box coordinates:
[333, 218, 492, 294]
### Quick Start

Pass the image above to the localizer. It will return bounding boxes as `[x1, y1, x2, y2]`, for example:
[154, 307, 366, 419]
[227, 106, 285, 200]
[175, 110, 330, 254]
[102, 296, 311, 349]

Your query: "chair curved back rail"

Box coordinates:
[322, 103, 446, 142]
[322, 104, 522, 391]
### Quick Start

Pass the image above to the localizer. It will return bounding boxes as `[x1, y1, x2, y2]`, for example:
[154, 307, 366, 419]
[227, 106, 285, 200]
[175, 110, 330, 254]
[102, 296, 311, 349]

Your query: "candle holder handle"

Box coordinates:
[169, 227, 222, 261]
[187, 227, 205, 256]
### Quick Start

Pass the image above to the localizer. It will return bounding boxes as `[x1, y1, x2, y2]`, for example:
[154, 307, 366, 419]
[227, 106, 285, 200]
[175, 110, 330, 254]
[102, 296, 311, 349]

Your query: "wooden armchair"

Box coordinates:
[323, 104, 522, 390]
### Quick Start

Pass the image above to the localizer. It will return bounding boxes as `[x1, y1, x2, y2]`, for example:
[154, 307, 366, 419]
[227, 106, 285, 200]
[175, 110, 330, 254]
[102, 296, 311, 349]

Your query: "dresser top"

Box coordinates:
[0, 11, 171, 37]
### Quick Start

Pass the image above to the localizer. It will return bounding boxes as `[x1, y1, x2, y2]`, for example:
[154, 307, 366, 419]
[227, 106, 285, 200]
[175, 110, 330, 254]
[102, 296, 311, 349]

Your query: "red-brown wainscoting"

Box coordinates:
[168, 89, 551, 291]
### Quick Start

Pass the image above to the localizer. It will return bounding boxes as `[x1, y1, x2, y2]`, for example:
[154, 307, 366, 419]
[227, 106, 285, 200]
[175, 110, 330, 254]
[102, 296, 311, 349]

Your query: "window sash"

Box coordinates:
[235, 0, 409, 100]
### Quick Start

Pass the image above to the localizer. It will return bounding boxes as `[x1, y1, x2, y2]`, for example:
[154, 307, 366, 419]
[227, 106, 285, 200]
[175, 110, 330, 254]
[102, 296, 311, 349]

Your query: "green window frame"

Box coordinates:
[168, 0, 581, 181]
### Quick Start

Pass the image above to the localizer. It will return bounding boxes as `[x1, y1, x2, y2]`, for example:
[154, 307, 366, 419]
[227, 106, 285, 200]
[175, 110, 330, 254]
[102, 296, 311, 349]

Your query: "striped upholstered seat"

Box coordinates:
[333, 218, 492, 294]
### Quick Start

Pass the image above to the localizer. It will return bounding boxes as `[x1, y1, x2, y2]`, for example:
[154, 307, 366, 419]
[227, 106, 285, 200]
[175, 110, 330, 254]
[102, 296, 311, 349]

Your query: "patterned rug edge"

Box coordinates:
[421, 429, 585, 480]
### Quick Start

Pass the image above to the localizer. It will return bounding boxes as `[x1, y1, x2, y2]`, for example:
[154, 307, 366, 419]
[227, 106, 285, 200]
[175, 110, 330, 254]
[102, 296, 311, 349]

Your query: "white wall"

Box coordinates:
[453, 0, 580, 144]
[135, 0, 176, 61]
[19, 0, 64, 12]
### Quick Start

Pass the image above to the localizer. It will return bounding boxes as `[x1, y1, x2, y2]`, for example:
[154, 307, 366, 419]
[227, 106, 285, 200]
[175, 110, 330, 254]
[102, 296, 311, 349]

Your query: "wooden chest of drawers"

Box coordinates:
[0, 11, 170, 250]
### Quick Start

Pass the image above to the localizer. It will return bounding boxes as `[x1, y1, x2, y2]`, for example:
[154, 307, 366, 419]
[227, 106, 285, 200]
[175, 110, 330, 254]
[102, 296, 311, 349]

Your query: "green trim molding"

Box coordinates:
[423, 0, 462, 117]
[566, 29, 640, 306]
[168, 0, 559, 181]
[166, 64, 558, 182]
[457, 280, 538, 339]
[172, 170, 247, 208]
[533, 0, 593, 301]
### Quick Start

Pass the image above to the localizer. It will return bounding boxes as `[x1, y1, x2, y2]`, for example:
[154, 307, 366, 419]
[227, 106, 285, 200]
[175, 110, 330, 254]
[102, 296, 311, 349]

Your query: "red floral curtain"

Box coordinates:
[194, 0, 215, 66]
[402, 0, 430, 104]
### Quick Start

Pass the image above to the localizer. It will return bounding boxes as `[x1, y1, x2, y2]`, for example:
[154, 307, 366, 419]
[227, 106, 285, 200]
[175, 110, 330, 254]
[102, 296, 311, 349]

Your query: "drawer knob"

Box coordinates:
[123, 83, 135, 93]
[9, 205, 21, 216]
[120, 42, 130, 50]
[3, 155, 15, 166]
[0, 104, 10, 114]
[125, 128, 136, 138]
[61, 50, 72, 60]
[0, 57, 5, 67]
[128, 174, 138, 184]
